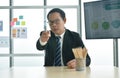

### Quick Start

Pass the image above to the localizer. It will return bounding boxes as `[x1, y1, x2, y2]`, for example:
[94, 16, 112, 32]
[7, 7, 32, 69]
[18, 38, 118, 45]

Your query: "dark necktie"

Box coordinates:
[54, 36, 62, 66]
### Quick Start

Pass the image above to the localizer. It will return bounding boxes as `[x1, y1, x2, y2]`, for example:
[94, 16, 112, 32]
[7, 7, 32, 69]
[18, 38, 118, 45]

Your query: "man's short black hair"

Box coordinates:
[47, 8, 66, 20]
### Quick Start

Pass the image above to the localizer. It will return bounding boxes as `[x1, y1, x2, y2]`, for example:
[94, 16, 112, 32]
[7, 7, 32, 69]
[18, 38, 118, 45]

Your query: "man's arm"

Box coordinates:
[36, 39, 46, 50]
[36, 31, 51, 50]
[86, 54, 91, 66]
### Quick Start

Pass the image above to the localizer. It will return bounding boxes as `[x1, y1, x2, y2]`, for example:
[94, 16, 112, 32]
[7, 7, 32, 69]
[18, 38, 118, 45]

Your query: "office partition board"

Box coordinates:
[84, 0, 120, 39]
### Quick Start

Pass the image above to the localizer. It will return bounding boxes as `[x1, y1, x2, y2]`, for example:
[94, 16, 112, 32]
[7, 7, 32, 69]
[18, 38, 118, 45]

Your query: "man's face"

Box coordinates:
[48, 12, 66, 35]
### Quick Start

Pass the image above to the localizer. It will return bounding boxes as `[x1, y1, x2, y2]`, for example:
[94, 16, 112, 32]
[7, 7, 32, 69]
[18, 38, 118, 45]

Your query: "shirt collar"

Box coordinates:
[55, 30, 65, 39]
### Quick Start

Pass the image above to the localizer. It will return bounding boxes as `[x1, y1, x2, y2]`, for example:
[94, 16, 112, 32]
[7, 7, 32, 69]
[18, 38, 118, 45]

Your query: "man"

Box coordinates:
[36, 8, 91, 68]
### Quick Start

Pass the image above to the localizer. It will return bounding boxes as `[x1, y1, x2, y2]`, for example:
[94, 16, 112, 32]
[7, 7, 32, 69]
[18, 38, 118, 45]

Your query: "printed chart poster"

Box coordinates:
[12, 27, 27, 38]
[84, 1, 120, 39]
[0, 37, 9, 47]
[0, 21, 3, 31]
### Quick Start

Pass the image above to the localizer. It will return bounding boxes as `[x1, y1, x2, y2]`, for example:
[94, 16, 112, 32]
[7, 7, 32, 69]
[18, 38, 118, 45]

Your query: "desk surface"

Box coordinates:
[0, 66, 119, 78]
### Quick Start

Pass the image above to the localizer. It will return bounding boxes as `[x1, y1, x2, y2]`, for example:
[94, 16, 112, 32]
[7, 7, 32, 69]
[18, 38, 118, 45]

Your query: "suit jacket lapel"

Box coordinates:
[62, 30, 69, 53]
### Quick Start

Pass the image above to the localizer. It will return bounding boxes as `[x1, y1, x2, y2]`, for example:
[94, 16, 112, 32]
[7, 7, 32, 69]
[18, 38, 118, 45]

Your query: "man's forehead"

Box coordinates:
[48, 15, 61, 20]
[49, 12, 60, 17]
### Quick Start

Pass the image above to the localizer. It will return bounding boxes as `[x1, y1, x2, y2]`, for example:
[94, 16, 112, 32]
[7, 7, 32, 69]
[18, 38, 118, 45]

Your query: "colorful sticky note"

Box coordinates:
[16, 21, 20, 25]
[19, 15, 23, 19]
[10, 21, 14, 26]
[13, 18, 18, 22]
[21, 21, 26, 26]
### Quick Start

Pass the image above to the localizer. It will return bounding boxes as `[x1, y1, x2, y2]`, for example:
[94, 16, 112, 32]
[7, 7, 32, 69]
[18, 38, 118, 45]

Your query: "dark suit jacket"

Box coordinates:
[36, 29, 91, 66]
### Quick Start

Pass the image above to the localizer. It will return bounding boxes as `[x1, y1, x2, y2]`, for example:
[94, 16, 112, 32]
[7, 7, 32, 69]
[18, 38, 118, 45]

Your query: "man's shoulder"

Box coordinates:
[66, 29, 79, 36]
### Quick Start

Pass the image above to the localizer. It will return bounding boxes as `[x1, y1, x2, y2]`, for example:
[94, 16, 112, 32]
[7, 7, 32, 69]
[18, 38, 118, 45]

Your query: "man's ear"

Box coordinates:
[64, 18, 66, 23]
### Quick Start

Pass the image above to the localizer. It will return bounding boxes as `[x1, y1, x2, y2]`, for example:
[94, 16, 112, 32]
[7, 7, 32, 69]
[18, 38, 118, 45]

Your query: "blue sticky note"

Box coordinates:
[16, 21, 20, 25]
[19, 15, 23, 19]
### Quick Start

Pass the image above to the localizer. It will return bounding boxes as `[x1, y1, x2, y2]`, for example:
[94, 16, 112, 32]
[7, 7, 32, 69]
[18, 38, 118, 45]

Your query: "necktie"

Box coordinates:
[54, 36, 62, 66]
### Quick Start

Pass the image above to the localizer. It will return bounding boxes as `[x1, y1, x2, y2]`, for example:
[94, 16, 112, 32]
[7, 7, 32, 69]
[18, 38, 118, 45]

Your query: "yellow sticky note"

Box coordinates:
[21, 21, 26, 26]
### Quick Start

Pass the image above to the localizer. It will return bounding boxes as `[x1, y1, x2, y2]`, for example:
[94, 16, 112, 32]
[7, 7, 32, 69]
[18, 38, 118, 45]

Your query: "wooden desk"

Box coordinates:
[0, 66, 119, 78]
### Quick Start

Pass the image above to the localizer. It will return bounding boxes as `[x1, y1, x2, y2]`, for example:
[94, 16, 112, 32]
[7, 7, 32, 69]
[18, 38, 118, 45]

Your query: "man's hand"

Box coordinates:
[40, 31, 51, 42]
[67, 59, 76, 69]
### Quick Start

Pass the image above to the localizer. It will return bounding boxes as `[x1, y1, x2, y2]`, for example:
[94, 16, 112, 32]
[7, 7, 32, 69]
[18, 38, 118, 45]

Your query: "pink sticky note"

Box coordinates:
[11, 21, 14, 26]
